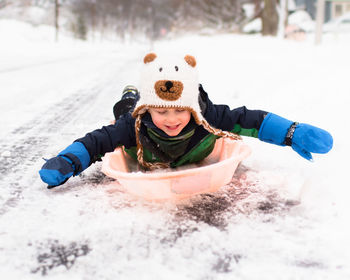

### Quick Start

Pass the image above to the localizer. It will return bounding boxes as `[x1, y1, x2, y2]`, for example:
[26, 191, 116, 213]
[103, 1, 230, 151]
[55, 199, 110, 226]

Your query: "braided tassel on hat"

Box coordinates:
[135, 115, 170, 170]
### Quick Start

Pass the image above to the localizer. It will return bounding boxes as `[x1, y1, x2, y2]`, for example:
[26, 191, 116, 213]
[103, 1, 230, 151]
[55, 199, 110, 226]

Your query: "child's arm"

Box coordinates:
[199, 84, 267, 135]
[39, 116, 136, 187]
[199, 85, 333, 160]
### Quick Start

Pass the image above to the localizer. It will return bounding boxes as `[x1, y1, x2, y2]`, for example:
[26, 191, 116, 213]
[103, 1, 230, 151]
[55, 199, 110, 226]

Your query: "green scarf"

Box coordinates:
[147, 128, 195, 160]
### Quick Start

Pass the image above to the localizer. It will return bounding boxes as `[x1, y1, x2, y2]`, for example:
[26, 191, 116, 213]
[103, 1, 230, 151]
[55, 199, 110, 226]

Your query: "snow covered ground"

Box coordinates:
[0, 19, 349, 279]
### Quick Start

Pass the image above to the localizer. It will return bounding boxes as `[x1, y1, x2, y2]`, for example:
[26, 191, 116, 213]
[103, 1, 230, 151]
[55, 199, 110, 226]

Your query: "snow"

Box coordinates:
[0, 19, 350, 279]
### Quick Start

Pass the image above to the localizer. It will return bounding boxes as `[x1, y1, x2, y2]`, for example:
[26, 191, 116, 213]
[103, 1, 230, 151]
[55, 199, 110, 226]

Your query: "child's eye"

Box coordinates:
[156, 110, 166, 115]
[176, 109, 185, 113]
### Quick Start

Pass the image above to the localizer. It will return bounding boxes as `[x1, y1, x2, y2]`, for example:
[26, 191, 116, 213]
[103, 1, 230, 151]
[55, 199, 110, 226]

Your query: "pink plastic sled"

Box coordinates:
[101, 138, 251, 200]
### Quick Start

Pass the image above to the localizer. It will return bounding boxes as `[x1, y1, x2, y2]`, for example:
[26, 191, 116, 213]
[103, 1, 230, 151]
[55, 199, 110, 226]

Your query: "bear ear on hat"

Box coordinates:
[184, 55, 196, 68]
[144, 53, 157, 64]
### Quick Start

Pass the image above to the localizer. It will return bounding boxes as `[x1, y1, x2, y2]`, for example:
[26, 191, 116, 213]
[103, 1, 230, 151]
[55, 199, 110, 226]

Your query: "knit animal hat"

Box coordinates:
[132, 52, 241, 169]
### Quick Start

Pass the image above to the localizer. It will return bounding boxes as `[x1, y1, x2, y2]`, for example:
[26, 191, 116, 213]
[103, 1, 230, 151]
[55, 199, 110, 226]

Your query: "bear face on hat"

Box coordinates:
[132, 52, 203, 124]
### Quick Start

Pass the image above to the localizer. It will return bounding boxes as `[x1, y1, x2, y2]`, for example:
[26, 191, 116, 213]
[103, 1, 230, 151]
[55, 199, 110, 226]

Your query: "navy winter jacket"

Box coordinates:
[76, 86, 267, 166]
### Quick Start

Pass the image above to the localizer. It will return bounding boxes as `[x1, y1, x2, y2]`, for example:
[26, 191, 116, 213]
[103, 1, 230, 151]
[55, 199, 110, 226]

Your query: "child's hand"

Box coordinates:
[291, 123, 333, 160]
[39, 142, 90, 188]
[39, 156, 75, 188]
[258, 113, 333, 160]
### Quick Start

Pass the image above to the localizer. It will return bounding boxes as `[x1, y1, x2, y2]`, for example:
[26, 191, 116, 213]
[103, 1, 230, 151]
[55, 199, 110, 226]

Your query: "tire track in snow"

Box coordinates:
[0, 85, 104, 215]
[0, 51, 142, 216]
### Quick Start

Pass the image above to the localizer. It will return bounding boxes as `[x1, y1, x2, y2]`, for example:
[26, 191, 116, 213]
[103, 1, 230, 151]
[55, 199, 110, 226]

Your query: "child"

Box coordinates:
[39, 53, 333, 188]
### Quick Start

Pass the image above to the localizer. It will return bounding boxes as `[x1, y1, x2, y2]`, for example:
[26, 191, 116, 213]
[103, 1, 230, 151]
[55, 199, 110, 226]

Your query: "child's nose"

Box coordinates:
[167, 113, 178, 122]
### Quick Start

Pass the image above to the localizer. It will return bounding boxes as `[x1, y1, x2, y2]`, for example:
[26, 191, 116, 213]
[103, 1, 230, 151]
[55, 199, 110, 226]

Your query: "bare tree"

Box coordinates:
[0, 0, 12, 9]
[55, 0, 59, 41]
[173, 0, 246, 33]
[262, 0, 278, 36]
[2, 0, 267, 39]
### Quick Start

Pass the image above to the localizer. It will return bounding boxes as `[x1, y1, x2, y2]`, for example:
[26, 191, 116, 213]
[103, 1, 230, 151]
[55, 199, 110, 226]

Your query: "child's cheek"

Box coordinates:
[152, 116, 164, 130]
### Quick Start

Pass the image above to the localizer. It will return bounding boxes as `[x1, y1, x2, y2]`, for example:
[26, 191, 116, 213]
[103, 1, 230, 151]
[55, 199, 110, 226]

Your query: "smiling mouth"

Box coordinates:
[165, 124, 180, 130]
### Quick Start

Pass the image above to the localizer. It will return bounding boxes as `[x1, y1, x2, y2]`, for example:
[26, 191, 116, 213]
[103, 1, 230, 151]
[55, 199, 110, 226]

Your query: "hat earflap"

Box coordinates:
[135, 114, 170, 170]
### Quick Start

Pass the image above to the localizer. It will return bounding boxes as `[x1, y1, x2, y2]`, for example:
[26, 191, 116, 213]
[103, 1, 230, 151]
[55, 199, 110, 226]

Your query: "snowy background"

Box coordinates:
[0, 17, 350, 279]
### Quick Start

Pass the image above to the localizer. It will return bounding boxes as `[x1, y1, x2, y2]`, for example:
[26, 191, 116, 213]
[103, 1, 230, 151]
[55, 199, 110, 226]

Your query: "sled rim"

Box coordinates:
[102, 140, 251, 181]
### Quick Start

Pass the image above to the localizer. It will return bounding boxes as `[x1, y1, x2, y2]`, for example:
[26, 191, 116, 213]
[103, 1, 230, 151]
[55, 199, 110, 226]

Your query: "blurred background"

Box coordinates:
[1, 0, 349, 42]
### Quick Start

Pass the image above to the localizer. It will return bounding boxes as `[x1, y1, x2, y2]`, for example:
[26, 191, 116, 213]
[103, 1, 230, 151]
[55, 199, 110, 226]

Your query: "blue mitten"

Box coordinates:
[258, 113, 333, 160]
[39, 142, 90, 188]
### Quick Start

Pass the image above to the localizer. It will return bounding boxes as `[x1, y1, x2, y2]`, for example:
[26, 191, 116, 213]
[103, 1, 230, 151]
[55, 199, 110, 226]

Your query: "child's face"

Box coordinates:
[148, 108, 191, 136]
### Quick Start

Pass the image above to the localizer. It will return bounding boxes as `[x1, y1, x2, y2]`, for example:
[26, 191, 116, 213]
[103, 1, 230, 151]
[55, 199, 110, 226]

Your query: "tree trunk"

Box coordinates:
[277, 0, 288, 38]
[262, 0, 278, 36]
[55, 0, 59, 42]
[90, 3, 96, 41]
[315, 0, 325, 44]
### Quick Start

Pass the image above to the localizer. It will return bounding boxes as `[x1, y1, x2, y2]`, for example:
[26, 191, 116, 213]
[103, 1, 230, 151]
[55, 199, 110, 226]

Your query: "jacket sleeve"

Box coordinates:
[74, 115, 136, 165]
[200, 85, 267, 138]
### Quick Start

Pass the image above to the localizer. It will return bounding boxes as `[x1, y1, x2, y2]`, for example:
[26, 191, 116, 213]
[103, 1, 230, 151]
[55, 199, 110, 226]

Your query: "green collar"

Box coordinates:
[147, 128, 195, 160]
